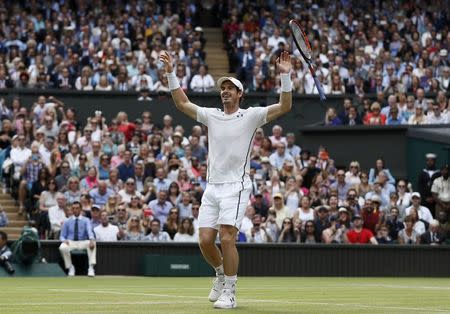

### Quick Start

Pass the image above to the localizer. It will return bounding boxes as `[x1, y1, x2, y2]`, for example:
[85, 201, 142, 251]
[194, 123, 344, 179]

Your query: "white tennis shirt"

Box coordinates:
[197, 106, 268, 184]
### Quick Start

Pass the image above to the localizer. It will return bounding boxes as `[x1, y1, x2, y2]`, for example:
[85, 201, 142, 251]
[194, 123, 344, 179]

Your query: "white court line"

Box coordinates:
[47, 288, 450, 313]
[1, 301, 196, 306]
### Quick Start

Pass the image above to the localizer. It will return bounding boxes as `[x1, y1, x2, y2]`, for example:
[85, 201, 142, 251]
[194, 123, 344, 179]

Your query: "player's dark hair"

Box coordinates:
[0, 231, 7, 241]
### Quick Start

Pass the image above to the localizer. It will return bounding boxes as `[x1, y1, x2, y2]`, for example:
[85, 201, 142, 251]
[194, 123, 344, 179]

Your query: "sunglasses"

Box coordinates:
[118, 208, 126, 212]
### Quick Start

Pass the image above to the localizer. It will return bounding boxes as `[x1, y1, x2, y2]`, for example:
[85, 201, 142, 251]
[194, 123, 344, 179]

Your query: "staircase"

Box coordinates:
[203, 27, 234, 81]
[0, 192, 27, 240]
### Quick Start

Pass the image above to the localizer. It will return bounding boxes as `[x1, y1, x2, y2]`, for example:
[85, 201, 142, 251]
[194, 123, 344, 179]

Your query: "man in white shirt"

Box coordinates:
[427, 103, 449, 124]
[239, 205, 254, 235]
[405, 192, 434, 224]
[48, 193, 68, 238]
[160, 49, 292, 309]
[131, 64, 154, 91]
[38, 136, 54, 167]
[269, 142, 294, 171]
[246, 214, 272, 243]
[94, 211, 122, 241]
[10, 135, 31, 177]
[144, 218, 171, 242]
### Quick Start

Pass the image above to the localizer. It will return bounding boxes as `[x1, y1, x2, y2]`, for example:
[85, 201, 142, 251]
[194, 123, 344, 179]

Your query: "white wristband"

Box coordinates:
[166, 71, 180, 90]
[280, 72, 292, 92]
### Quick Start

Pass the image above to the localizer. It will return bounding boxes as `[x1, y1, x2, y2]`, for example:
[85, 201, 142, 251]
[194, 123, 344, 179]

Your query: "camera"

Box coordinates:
[0, 256, 15, 274]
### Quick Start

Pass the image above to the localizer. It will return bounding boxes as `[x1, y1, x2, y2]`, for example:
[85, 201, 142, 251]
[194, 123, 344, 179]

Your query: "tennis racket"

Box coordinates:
[289, 19, 326, 101]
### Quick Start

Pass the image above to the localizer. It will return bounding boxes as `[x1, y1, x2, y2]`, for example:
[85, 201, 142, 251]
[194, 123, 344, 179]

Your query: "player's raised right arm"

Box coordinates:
[160, 51, 198, 120]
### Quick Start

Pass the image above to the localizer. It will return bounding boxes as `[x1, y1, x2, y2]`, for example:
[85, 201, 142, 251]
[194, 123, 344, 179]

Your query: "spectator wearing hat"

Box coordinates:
[252, 192, 269, 219]
[363, 102, 386, 125]
[269, 193, 289, 229]
[431, 165, 450, 221]
[420, 219, 446, 245]
[345, 215, 378, 244]
[90, 205, 102, 230]
[418, 153, 440, 209]
[405, 192, 434, 224]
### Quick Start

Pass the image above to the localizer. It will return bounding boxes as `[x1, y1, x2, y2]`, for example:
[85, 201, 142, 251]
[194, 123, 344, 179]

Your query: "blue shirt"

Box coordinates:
[117, 162, 135, 182]
[148, 199, 173, 225]
[153, 178, 170, 193]
[89, 188, 115, 206]
[0, 211, 8, 227]
[60, 215, 95, 241]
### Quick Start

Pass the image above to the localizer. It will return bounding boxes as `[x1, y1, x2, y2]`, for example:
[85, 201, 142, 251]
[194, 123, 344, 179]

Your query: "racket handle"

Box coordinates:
[312, 75, 327, 101]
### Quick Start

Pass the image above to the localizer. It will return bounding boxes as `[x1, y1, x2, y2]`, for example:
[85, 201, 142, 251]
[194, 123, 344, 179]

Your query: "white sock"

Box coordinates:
[214, 265, 224, 277]
[224, 275, 237, 292]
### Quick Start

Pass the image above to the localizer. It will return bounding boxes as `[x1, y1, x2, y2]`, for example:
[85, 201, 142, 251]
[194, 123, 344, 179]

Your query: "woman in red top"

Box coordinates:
[363, 102, 386, 125]
[116, 112, 136, 142]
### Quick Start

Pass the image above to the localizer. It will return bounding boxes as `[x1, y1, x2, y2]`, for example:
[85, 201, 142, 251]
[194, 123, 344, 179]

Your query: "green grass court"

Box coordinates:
[1, 276, 450, 313]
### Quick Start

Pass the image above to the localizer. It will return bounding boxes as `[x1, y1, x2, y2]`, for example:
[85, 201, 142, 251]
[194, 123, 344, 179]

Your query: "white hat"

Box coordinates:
[411, 192, 421, 199]
[440, 49, 448, 57]
[217, 77, 244, 91]
[194, 26, 203, 32]
[426, 153, 437, 159]
[338, 207, 348, 213]
[371, 195, 382, 203]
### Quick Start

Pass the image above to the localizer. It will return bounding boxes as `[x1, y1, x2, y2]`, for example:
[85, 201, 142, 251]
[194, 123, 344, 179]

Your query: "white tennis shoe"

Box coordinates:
[213, 288, 237, 309]
[67, 265, 75, 277]
[208, 276, 225, 302]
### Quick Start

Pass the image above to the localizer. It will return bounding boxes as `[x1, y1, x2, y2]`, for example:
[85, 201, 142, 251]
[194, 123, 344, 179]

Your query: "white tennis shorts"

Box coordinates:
[199, 181, 252, 230]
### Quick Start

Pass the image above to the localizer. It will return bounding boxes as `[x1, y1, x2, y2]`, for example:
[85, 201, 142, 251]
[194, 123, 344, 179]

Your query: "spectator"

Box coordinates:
[59, 201, 96, 277]
[0, 205, 8, 227]
[269, 125, 286, 147]
[345, 215, 378, 244]
[278, 217, 296, 243]
[345, 161, 362, 187]
[375, 224, 394, 244]
[90, 206, 102, 230]
[408, 106, 428, 125]
[294, 196, 315, 227]
[324, 107, 342, 126]
[363, 102, 386, 125]
[123, 216, 145, 241]
[269, 142, 294, 171]
[285, 133, 301, 160]
[240, 205, 255, 235]
[190, 65, 214, 92]
[246, 214, 272, 243]
[386, 207, 404, 241]
[173, 218, 197, 242]
[163, 208, 180, 240]
[148, 190, 172, 226]
[331, 169, 352, 202]
[322, 215, 346, 244]
[405, 192, 434, 224]
[300, 220, 321, 244]
[427, 102, 449, 124]
[420, 219, 446, 245]
[118, 178, 143, 204]
[48, 193, 68, 239]
[144, 218, 171, 242]
[94, 210, 122, 241]
[89, 181, 115, 207]
[368, 159, 395, 185]
[418, 153, 440, 212]
[398, 215, 420, 245]
[117, 150, 135, 182]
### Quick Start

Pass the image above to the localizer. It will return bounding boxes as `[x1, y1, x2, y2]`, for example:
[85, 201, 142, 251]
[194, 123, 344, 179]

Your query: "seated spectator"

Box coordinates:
[345, 215, 378, 244]
[270, 193, 289, 229]
[89, 181, 115, 207]
[324, 107, 342, 126]
[420, 219, 446, 245]
[300, 220, 321, 244]
[398, 215, 420, 245]
[90, 205, 102, 230]
[0, 205, 8, 227]
[386, 207, 404, 241]
[427, 102, 448, 124]
[269, 142, 294, 171]
[113, 205, 129, 230]
[144, 218, 171, 242]
[278, 217, 296, 243]
[59, 201, 96, 277]
[189, 65, 214, 92]
[38, 178, 58, 238]
[80, 166, 99, 192]
[48, 193, 68, 239]
[363, 102, 386, 125]
[405, 192, 433, 224]
[177, 192, 193, 219]
[118, 178, 143, 204]
[431, 164, 450, 222]
[246, 214, 272, 243]
[123, 216, 145, 241]
[94, 210, 122, 241]
[368, 159, 395, 185]
[322, 215, 346, 244]
[386, 107, 406, 125]
[408, 106, 428, 125]
[375, 224, 394, 244]
[163, 208, 179, 240]
[173, 218, 197, 242]
[126, 196, 145, 218]
[148, 190, 172, 226]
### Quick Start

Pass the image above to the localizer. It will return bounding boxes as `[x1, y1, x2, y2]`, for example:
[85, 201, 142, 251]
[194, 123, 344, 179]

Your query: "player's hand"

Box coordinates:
[276, 51, 292, 74]
[159, 51, 174, 73]
[89, 240, 95, 250]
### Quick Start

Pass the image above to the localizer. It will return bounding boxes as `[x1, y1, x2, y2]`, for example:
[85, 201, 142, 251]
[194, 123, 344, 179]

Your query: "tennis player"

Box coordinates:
[160, 50, 293, 309]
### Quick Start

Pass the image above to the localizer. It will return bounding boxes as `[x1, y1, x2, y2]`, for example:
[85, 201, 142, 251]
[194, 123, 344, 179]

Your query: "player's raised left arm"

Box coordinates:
[267, 51, 293, 122]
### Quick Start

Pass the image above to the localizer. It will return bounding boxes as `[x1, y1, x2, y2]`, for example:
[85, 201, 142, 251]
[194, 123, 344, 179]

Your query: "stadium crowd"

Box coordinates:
[0, 0, 448, 246]
[0, 94, 449, 245]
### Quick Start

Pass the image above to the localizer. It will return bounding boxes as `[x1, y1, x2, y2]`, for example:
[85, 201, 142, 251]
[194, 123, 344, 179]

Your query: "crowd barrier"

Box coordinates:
[37, 241, 450, 277]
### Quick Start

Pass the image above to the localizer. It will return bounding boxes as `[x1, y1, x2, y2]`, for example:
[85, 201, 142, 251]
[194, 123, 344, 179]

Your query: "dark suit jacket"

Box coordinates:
[420, 231, 446, 245]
